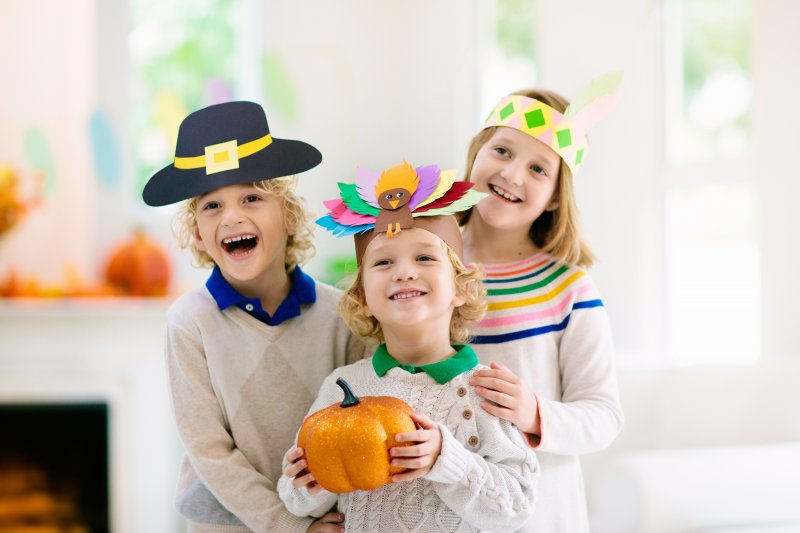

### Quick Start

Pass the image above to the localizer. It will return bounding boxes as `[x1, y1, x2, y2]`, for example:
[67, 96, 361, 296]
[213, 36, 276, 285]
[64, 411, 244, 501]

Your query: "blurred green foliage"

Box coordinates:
[496, 0, 536, 59]
[130, 0, 239, 197]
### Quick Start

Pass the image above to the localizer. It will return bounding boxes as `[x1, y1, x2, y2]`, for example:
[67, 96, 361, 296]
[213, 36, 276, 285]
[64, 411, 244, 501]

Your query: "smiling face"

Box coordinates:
[192, 183, 290, 294]
[361, 228, 465, 342]
[469, 126, 561, 233]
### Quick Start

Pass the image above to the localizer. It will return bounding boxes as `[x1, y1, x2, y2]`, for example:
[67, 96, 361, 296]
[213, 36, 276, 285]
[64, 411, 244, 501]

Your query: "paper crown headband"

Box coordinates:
[317, 161, 486, 263]
[482, 71, 623, 175]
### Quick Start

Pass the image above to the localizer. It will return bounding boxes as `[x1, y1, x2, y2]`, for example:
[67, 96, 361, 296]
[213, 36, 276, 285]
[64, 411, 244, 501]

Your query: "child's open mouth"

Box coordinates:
[389, 290, 426, 301]
[221, 234, 258, 257]
[490, 184, 522, 203]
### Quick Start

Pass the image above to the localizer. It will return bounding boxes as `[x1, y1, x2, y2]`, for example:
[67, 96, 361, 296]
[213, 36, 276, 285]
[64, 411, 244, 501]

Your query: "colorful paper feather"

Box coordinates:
[318, 163, 486, 238]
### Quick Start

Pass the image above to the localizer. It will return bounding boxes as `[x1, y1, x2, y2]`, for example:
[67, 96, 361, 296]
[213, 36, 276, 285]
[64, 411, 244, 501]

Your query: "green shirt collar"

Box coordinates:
[372, 344, 479, 384]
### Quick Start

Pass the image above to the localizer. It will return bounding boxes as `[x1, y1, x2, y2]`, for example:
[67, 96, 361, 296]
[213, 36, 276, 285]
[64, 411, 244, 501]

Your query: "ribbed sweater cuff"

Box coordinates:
[424, 423, 470, 484]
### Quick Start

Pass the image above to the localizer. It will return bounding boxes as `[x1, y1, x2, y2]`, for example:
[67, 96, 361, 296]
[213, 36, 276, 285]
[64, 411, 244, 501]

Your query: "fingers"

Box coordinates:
[317, 512, 344, 524]
[308, 513, 345, 533]
[478, 400, 515, 422]
[291, 470, 317, 490]
[409, 412, 436, 429]
[284, 456, 308, 479]
[470, 368, 520, 389]
[285, 447, 304, 463]
[473, 386, 515, 409]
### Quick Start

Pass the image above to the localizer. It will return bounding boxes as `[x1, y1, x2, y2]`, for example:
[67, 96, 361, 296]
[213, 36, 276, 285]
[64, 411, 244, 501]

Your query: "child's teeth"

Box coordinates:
[491, 185, 519, 201]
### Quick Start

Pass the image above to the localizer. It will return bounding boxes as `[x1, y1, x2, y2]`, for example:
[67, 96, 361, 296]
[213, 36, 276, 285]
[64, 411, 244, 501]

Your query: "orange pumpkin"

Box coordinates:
[105, 229, 171, 296]
[298, 377, 416, 494]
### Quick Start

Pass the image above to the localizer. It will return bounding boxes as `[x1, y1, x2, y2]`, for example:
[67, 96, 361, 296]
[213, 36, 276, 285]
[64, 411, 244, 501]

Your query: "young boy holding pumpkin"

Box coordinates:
[279, 162, 539, 532]
[142, 101, 367, 533]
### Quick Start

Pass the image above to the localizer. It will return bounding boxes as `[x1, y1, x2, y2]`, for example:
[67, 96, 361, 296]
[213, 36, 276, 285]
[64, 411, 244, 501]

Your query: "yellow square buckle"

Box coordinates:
[204, 140, 239, 175]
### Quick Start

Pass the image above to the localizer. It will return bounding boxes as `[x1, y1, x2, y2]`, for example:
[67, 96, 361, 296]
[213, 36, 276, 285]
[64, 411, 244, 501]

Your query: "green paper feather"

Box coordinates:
[564, 71, 623, 119]
[338, 182, 379, 215]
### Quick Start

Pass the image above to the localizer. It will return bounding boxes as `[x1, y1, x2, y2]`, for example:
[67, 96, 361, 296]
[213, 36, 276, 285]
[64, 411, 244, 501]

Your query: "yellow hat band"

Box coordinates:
[173, 133, 273, 175]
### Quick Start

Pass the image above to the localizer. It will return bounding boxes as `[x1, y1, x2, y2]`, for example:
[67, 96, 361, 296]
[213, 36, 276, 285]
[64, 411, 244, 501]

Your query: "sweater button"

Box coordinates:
[462, 409, 473, 420]
[245, 304, 254, 312]
[456, 386, 467, 397]
[468, 435, 479, 447]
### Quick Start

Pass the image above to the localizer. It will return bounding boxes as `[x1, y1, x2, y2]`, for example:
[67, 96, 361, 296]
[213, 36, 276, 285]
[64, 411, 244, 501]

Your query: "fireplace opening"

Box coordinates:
[0, 402, 109, 532]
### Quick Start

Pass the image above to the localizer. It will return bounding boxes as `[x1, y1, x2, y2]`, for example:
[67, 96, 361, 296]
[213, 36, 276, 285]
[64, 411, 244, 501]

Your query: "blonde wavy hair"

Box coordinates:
[173, 176, 315, 271]
[459, 89, 596, 268]
[339, 242, 487, 344]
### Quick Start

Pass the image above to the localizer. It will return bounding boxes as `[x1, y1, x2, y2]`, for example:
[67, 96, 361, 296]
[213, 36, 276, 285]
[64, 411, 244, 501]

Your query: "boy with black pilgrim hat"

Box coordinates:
[143, 101, 366, 533]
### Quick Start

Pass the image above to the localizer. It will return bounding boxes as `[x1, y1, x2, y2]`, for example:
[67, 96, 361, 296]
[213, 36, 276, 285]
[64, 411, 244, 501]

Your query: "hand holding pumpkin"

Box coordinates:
[283, 447, 324, 495]
[297, 378, 417, 494]
[389, 412, 443, 482]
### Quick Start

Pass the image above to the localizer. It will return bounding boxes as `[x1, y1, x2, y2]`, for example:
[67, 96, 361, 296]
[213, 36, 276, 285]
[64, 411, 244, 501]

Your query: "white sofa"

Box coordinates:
[582, 358, 800, 532]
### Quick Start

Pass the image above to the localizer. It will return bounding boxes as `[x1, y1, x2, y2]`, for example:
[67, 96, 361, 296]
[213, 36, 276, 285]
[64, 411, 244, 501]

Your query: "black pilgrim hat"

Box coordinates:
[142, 101, 321, 206]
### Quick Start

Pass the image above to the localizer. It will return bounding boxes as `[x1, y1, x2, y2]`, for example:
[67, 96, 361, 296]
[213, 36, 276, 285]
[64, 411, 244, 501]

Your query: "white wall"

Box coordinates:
[535, 0, 667, 364]
[754, 0, 800, 360]
[255, 1, 479, 284]
[0, 0, 97, 282]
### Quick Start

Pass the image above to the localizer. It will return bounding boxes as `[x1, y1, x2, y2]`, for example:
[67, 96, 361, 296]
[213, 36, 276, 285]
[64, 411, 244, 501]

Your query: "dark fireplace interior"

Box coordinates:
[0, 402, 109, 532]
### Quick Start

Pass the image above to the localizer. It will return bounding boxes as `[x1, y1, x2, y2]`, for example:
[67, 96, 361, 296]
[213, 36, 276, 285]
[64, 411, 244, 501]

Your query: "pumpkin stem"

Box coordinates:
[336, 377, 360, 408]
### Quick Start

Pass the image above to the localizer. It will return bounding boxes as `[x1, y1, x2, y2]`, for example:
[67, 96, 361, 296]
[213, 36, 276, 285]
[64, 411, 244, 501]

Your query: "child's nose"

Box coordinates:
[221, 205, 245, 225]
[392, 263, 418, 281]
[500, 161, 524, 186]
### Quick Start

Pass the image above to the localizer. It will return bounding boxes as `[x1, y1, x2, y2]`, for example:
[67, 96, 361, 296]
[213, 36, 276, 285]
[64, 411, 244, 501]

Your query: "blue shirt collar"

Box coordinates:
[205, 265, 316, 326]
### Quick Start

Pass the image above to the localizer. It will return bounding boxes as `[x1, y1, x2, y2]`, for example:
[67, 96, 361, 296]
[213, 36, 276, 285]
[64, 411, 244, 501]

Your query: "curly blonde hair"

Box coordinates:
[459, 89, 596, 268]
[339, 242, 487, 344]
[173, 176, 315, 271]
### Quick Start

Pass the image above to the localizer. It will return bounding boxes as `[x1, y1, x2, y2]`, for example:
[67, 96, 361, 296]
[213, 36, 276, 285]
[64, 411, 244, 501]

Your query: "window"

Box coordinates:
[128, 0, 255, 202]
[477, 0, 538, 119]
[663, 0, 758, 365]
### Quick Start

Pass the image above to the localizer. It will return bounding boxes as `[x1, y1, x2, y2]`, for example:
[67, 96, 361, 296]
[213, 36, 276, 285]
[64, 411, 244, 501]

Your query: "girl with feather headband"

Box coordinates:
[278, 161, 540, 532]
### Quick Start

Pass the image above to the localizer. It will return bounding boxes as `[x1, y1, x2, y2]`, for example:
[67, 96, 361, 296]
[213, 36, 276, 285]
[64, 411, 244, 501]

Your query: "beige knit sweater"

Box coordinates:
[165, 282, 368, 532]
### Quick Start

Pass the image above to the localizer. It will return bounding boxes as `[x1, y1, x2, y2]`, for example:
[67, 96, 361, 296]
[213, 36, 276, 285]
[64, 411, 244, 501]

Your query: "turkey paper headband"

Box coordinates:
[317, 161, 487, 264]
[482, 71, 623, 176]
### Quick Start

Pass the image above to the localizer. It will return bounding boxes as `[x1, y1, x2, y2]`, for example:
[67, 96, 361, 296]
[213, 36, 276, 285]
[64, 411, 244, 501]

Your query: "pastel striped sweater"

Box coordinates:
[468, 253, 624, 533]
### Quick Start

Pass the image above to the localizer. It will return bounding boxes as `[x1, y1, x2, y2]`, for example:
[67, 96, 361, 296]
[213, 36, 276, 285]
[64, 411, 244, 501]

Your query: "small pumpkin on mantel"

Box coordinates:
[104, 228, 171, 296]
[298, 377, 416, 494]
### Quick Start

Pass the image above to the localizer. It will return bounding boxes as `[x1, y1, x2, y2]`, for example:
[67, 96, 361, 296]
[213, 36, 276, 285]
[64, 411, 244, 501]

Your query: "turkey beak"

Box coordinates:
[390, 200, 399, 209]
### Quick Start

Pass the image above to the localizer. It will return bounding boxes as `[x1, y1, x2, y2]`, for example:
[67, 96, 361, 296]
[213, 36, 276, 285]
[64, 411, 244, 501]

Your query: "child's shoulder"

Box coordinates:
[165, 285, 216, 325]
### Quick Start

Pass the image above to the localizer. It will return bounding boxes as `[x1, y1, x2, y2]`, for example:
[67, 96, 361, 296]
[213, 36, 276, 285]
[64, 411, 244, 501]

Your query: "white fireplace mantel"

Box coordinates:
[0, 298, 184, 533]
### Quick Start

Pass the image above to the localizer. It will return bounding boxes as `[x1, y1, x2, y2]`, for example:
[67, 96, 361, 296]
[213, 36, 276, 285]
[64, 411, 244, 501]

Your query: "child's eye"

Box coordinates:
[244, 194, 261, 203]
[372, 259, 391, 267]
[531, 164, 548, 177]
[202, 201, 221, 211]
[417, 255, 436, 262]
[494, 146, 510, 157]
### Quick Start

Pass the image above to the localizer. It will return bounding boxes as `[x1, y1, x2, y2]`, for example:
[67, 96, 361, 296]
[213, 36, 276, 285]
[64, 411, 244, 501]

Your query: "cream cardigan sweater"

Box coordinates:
[278, 358, 539, 532]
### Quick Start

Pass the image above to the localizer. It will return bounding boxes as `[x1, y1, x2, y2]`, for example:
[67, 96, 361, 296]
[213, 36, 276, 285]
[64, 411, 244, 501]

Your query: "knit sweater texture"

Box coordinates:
[165, 281, 368, 533]
[278, 358, 539, 532]
[469, 253, 624, 532]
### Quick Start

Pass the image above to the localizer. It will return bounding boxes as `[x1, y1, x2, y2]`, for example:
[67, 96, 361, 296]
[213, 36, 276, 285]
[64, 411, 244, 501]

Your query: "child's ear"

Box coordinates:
[452, 292, 466, 308]
[283, 200, 297, 237]
[546, 198, 560, 212]
[192, 225, 207, 252]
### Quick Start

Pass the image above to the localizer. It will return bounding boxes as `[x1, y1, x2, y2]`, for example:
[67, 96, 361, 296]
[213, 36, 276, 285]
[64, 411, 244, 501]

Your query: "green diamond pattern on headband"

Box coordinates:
[499, 102, 515, 121]
[575, 148, 584, 166]
[556, 128, 572, 148]
[524, 109, 545, 129]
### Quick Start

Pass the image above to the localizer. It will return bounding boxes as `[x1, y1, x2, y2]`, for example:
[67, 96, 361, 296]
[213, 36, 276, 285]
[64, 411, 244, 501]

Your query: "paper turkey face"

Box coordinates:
[377, 188, 411, 211]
